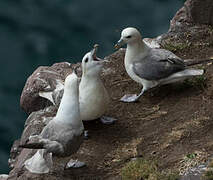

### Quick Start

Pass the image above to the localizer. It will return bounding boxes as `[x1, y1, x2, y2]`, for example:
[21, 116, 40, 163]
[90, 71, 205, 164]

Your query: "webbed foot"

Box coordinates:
[65, 159, 86, 169]
[120, 94, 140, 103]
[84, 130, 89, 140]
[100, 116, 117, 125]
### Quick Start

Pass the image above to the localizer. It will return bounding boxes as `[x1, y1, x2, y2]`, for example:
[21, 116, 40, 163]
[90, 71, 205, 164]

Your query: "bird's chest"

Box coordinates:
[79, 80, 109, 120]
[79, 82, 108, 104]
[124, 51, 146, 82]
[124, 61, 144, 85]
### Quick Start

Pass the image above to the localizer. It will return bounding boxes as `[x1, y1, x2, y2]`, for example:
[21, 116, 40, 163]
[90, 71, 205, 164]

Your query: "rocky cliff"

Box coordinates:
[5, 0, 213, 179]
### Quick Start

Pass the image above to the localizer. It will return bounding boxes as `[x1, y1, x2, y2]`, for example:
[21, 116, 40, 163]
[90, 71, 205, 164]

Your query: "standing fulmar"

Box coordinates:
[115, 27, 212, 103]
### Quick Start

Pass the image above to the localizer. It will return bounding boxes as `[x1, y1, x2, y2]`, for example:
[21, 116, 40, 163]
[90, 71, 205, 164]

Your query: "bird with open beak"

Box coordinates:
[79, 44, 116, 125]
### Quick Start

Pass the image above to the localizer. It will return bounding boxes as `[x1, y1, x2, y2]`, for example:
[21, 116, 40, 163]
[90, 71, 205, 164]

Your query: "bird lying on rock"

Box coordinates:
[20, 70, 85, 174]
[115, 27, 212, 103]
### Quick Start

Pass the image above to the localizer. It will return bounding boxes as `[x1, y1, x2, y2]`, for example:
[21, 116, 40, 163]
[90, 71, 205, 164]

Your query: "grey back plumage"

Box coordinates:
[133, 48, 186, 80]
[40, 120, 84, 157]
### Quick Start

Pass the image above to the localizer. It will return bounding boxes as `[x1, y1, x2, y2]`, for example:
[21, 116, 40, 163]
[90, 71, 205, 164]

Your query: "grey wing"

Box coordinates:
[41, 121, 75, 143]
[42, 124, 83, 156]
[133, 57, 185, 80]
[40, 121, 58, 139]
[151, 48, 185, 64]
[151, 48, 181, 60]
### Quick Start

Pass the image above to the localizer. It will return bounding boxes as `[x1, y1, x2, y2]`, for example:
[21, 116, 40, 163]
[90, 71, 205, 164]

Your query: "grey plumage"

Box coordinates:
[132, 48, 186, 80]
[20, 71, 85, 174]
[115, 27, 211, 102]
[20, 121, 84, 157]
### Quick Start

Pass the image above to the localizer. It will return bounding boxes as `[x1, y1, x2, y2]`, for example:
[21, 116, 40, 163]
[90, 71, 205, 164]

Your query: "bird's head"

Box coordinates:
[115, 27, 142, 49]
[64, 68, 79, 91]
[82, 44, 103, 76]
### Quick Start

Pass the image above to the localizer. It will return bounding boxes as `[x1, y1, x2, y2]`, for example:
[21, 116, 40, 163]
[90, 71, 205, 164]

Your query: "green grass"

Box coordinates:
[203, 159, 213, 180]
[203, 170, 213, 180]
[183, 74, 207, 90]
[172, 74, 206, 93]
[186, 153, 197, 159]
[162, 42, 191, 52]
[208, 159, 213, 168]
[121, 158, 180, 180]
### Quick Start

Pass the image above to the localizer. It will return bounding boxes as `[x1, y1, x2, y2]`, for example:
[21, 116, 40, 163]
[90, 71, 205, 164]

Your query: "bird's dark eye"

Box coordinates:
[126, 35, 132, 38]
[85, 58, 88, 63]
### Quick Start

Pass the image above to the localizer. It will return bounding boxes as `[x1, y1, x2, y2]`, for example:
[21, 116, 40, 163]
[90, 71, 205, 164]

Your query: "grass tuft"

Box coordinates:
[203, 159, 213, 180]
[204, 169, 213, 180]
[162, 42, 191, 52]
[208, 159, 213, 168]
[183, 74, 207, 90]
[121, 158, 179, 180]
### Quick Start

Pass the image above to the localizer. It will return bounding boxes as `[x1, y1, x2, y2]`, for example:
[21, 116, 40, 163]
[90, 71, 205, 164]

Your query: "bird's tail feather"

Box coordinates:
[161, 69, 204, 85]
[175, 69, 204, 77]
[185, 58, 213, 66]
[19, 135, 45, 149]
[19, 137, 64, 155]
[19, 143, 44, 149]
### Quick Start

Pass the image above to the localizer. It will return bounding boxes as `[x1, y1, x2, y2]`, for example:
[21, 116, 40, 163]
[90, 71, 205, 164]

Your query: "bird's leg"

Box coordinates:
[99, 116, 117, 125]
[65, 159, 86, 169]
[120, 89, 145, 103]
[84, 130, 89, 140]
[83, 116, 117, 139]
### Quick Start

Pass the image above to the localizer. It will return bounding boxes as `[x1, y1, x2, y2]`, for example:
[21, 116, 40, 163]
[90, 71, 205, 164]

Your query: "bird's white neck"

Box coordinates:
[82, 68, 102, 80]
[125, 39, 149, 64]
[81, 72, 102, 84]
[55, 87, 82, 128]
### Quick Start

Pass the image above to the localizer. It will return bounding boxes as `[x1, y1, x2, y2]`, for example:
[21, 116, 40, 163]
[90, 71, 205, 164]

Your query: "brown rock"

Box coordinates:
[8, 140, 20, 169]
[8, 106, 57, 180]
[189, 0, 213, 25]
[7, 50, 125, 180]
[20, 62, 81, 114]
[170, 0, 213, 32]
[7, 36, 213, 179]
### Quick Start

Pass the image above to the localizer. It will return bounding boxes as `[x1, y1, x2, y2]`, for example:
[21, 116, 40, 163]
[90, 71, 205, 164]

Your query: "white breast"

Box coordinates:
[125, 61, 142, 84]
[79, 77, 109, 121]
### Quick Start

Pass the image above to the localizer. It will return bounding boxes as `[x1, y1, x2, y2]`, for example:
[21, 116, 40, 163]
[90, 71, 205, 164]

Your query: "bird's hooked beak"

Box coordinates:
[90, 44, 102, 61]
[73, 66, 78, 74]
[114, 38, 125, 49]
[72, 66, 81, 83]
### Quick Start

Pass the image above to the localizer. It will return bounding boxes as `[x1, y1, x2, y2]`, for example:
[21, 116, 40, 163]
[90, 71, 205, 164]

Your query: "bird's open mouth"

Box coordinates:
[91, 44, 103, 61]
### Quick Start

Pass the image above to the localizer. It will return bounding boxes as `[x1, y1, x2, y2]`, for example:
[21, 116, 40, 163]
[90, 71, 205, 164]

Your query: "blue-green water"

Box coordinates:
[0, 0, 183, 174]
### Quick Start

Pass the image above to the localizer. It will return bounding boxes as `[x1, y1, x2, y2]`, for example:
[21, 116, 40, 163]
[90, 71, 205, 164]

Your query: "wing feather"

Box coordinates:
[133, 49, 185, 80]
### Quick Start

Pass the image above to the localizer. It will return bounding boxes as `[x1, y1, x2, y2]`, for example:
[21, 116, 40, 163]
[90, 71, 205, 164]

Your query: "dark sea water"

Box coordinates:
[0, 0, 183, 174]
